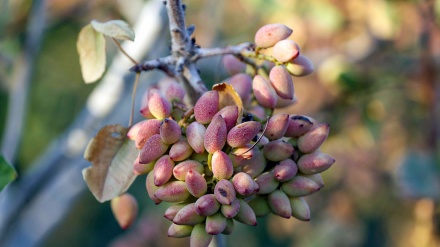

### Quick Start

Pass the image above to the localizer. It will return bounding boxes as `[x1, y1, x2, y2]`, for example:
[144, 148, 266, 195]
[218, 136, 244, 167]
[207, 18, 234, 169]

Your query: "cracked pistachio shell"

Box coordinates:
[194, 90, 219, 124]
[297, 151, 335, 174]
[204, 115, 227, 154]
[273, 158, 298, 182]
[262, 139, 295, 162]
[227, 121, 261, 148]
[212, 150, 234, 180]
[153, 155, 175, 186]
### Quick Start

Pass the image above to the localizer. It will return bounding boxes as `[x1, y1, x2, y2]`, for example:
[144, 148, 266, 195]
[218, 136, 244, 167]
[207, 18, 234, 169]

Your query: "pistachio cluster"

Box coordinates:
[126, 24, 334, 247]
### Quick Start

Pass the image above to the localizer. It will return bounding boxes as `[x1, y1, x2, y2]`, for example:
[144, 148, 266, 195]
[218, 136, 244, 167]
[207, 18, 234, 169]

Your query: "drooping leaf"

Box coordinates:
[213, 83, 243, 125]
[0, 155, 17, 192]
[83, 125, 139, 203]
[91, 20, 135, 41]
[76, 24, 106, 84]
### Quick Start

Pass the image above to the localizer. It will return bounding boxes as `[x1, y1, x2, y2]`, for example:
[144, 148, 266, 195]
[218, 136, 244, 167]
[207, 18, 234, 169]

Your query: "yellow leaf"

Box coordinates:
[91, 20, 135, 41]
[83, 125, 139, 202]
[213, 82, 244, 125]
[77, 24, 106, 83]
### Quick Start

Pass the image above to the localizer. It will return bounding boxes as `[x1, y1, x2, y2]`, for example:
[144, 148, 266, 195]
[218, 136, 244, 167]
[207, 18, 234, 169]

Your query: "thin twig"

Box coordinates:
[112, 38, 138, 65]
[129, 72, 140, 127]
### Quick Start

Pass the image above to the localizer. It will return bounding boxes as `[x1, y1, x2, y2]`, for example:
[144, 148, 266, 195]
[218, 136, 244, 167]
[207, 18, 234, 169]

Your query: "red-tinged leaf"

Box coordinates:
[213, 83, 243, 125]
[83, 125, 139, 202]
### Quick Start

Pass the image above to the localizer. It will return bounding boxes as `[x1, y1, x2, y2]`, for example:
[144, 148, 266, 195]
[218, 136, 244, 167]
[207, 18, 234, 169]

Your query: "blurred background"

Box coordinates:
[1, 0, 440, 246]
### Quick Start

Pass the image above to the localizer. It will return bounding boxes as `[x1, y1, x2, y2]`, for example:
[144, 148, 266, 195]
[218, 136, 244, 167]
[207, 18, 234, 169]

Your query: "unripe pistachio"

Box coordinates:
[153, 155, 175, 186]
[155, 181, 191, 203]
[289, 197, 310, 221]
[160, 118, 181, 145]
[169, 138, 194, 161]
[146, 170, 162, 204]
[168, 223, 193, 238]
[212, 105, 239, 132]
[264, 113, 289, 140]
[206, 212, 227, 235]
[194, 90, 219, 124]
[133, 155, 154, 175]
[281, 176, 320, 197]
[173, 203, 206, 226]
[214, 179, 236, 205]
[211, 150, 234, 180]
[234, 199, 257, 226]
[248, 195, 271, 217]
[135, 119, 161, 149]
[221, 198, 241, 218]
[229, 144, 255, 167]
[274, 158, 298, 182]
[297, 151, 335, 174]
[255, 171, 279, 194]
[286, 55, 314, 77]
[186, 122, 206, 154]
[223, 54, 246, 75]
[139, 134, 169, 164]
[285, 115, 314, 138]
[148, 91, 172, 120]
[252, 75, 277, 108]
[164, 203, 189, 221]
[268, 190, 291, 219]
[191, 223, 213, 247]
[273, 39, 300, 62]
[195, 194, 221, 216]
[186, 170, 208, 198]
[173, 160, 204, 181]
[204, 115, 227, 154]
[227, 121, 261, 148]
[302, 173, 324, 188]
[269, 65, 294, 100]
[222, 218, 235, 235]
[111, 193, 138, 229]
[232, 172, 258, 196]
[262, 139, 295, 162]
[254, 23, 293, 48]
[242, 148, 267, 178]
[228, 73, 253, 105]
[297, 123, 330, 153]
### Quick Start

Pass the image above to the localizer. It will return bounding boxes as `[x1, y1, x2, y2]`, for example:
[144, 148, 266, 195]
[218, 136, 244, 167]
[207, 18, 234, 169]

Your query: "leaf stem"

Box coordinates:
[112, 38, 138, 65]
[129, 72, 140, 127]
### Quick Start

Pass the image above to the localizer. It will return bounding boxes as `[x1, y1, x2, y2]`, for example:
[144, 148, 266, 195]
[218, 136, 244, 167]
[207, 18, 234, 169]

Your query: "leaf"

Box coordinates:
[213, 82, 244, 125]
[0, 155, 17, 192]
[77, 24, 106, 84]
[91, 20, 135, 41]
[83, 125, 139, 203]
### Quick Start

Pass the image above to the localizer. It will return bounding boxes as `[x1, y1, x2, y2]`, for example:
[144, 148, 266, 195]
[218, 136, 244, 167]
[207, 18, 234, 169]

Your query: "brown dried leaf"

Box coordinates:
[83, 125, 139, 203]
[213, 82, 243, 124]
[76, 24, 106, 83]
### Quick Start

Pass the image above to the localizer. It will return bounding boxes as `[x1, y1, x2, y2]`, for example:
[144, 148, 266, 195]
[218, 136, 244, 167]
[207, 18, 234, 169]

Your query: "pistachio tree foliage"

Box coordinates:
[76, 0, 334, 246]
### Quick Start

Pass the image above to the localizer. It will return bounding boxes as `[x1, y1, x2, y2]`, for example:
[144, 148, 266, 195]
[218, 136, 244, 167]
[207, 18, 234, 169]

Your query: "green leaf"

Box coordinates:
[83, 125, 139, 203]
[91, 20, 135, 41]
[0, 155, 17, 192]
[76, 24, 106, 84]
